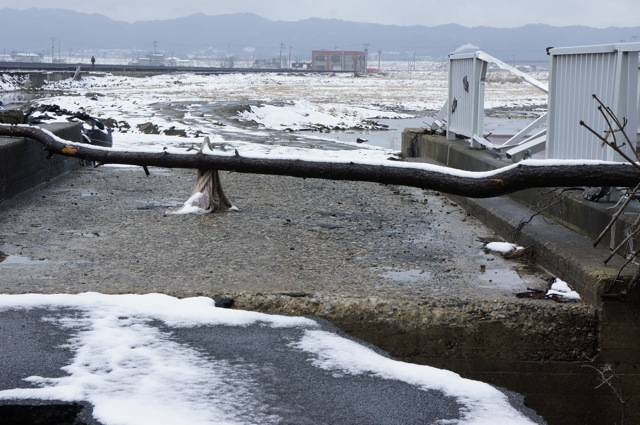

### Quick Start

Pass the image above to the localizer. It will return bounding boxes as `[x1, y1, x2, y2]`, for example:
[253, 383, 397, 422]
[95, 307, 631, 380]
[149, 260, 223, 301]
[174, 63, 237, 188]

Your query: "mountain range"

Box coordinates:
[1, 7, 639, 62]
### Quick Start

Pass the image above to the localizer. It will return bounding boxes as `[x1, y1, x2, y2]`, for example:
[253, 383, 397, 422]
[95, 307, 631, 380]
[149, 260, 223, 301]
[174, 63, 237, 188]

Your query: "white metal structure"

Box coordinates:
[445, 51, 548, 157]
[446, 52, 487, 147]
[546, 43, 640, 160]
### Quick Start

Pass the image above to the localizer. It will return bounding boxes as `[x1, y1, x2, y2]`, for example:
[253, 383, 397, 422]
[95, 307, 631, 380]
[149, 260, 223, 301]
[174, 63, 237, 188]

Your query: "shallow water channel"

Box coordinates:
[150, 100, 542, 152]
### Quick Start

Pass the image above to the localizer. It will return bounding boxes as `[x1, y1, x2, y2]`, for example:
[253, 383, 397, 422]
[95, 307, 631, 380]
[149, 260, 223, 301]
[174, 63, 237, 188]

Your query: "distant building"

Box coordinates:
[291, 61, 312, 70]
[311, 50, 366, 72]
[129, 52, 170, 66]
[252, 58, 281, 69]
[10, 52, 43, 63]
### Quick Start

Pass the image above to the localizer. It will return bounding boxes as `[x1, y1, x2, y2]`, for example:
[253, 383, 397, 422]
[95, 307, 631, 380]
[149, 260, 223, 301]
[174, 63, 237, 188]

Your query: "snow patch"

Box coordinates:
[168, 192, 211, 215]
[237, 100, 411, 131]
[484, 241, 524, 254]
[546, 278, 581, 300]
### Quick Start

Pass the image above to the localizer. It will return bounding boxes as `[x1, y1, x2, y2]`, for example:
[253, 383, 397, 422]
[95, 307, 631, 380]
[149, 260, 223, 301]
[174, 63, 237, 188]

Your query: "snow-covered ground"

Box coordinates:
[3, 61, 548, 159]
[0, 63, 550, 424]
[0, 293, 541, 425]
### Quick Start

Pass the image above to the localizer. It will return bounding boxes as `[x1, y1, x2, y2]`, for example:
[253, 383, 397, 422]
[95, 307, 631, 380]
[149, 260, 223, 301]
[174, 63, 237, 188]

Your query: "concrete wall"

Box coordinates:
[0, 122, 83, 203]
[402, 128, 640, 425]
[401, 129, 640, 257]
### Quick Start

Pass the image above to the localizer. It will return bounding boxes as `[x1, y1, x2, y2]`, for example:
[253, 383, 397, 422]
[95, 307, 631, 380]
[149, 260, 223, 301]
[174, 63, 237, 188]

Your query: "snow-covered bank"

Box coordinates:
[10, 64, 546, 142]
[5, 66, 547, 170]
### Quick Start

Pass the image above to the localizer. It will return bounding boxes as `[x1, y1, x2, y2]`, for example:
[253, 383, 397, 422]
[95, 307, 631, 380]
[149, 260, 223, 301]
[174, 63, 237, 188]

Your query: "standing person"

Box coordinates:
[91, 56, 95, 68]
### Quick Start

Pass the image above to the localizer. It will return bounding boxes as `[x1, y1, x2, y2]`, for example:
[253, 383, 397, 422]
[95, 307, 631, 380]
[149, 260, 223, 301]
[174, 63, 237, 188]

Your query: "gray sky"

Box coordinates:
[1, 0, 639, 28]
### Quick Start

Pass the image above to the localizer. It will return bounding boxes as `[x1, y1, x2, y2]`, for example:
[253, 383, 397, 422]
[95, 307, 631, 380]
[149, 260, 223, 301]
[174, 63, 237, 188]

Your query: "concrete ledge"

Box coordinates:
[0, 122, 83, 203]
[401, 129, 636, 305]
[450, 194, 631, 303]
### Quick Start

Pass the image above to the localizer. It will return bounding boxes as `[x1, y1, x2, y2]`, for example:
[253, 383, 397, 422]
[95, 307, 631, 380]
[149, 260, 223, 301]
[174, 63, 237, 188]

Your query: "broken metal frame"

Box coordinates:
[434, 45, 640, 163]
[433, 50, 549, 162]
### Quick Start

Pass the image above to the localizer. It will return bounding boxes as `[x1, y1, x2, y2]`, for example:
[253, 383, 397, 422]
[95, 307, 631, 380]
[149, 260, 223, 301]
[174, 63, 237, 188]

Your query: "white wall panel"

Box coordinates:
[447, 53, 486, 145]
[547, 44, 639, 161]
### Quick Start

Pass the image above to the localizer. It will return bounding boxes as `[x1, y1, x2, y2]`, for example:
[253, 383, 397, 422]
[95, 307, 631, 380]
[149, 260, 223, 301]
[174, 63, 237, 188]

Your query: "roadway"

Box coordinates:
[0, 61, 350, 75]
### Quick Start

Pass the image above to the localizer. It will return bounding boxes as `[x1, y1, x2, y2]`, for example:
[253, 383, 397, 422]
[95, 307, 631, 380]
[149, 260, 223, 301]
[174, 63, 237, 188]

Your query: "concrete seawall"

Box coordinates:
[402, 128, 640, 425]
[0, 123, 83, 202]
[401, 130, 638, 302]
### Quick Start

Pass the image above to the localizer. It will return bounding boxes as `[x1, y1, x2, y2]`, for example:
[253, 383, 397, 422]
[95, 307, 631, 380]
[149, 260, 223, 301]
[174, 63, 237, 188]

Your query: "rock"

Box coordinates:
[212, 296, 234, 308]
[118, 121, 131, 132]
[137, 122, 160, 134]
[163, 126, 187, 137]
[102, 118, 119, 129]
[0, 109, 25, 124]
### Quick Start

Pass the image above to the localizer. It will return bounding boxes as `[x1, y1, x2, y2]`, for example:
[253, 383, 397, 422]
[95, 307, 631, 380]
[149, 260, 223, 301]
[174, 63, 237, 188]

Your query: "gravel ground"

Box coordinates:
[0, 165, 547, 302]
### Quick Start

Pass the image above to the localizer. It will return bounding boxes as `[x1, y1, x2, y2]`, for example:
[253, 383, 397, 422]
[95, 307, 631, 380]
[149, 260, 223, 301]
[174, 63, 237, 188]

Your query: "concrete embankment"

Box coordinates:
[402, 129, 640, 425]
[0, 122, 82, 202]
[0, 123, 634, 424]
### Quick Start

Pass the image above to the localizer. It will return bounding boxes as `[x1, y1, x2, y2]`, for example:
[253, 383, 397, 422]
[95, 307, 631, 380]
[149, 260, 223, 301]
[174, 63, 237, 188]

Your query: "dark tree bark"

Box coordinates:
[3, 123, 640, 198]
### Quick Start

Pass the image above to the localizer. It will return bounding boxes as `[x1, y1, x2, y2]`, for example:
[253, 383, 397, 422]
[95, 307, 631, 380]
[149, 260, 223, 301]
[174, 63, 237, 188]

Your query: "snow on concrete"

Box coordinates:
[0, 293, 538, 425]
[546, 278, 581, 301]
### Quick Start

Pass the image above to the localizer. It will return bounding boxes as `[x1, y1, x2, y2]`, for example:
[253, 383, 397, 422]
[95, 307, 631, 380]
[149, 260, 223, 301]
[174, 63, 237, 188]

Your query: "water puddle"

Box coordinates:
[0, 252, 50, 266]
[382, 268, 432, 283]
[478, 267, 527, 290]
[0, 92, 46, 108]
[335, 115, 432, 150]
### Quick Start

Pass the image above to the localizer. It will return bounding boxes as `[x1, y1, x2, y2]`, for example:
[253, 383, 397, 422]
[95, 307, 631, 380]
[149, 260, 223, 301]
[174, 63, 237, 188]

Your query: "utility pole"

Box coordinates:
[378, 48, 381, 71]
[279, 42, 284, 68]
[363, 43, 369, 72]
[51, 36, 55, 63]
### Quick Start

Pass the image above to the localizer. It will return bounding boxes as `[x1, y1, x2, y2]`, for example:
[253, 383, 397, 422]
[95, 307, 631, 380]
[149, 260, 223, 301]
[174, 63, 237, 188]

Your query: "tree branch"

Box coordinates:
[593, 183, 640, 248]
[3, 123, 640, 198]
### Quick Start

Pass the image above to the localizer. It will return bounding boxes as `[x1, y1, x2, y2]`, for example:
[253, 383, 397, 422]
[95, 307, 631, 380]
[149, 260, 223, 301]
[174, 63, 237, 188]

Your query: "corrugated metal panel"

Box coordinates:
[447, 53, 486, 143]
[547, 44, 639, 160]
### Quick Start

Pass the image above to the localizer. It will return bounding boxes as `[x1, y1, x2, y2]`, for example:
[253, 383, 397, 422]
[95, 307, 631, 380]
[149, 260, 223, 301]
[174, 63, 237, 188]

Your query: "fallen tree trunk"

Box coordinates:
[2, 123, 640, 198]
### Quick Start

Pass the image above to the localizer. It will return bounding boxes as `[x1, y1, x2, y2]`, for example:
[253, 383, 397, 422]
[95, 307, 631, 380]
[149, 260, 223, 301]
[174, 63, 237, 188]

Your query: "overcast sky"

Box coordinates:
[0, 0, 639, 28]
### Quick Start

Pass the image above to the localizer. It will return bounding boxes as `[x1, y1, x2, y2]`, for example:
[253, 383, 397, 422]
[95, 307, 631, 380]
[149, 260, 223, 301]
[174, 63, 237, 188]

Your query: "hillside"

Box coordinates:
[1, 8, 638, 62]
